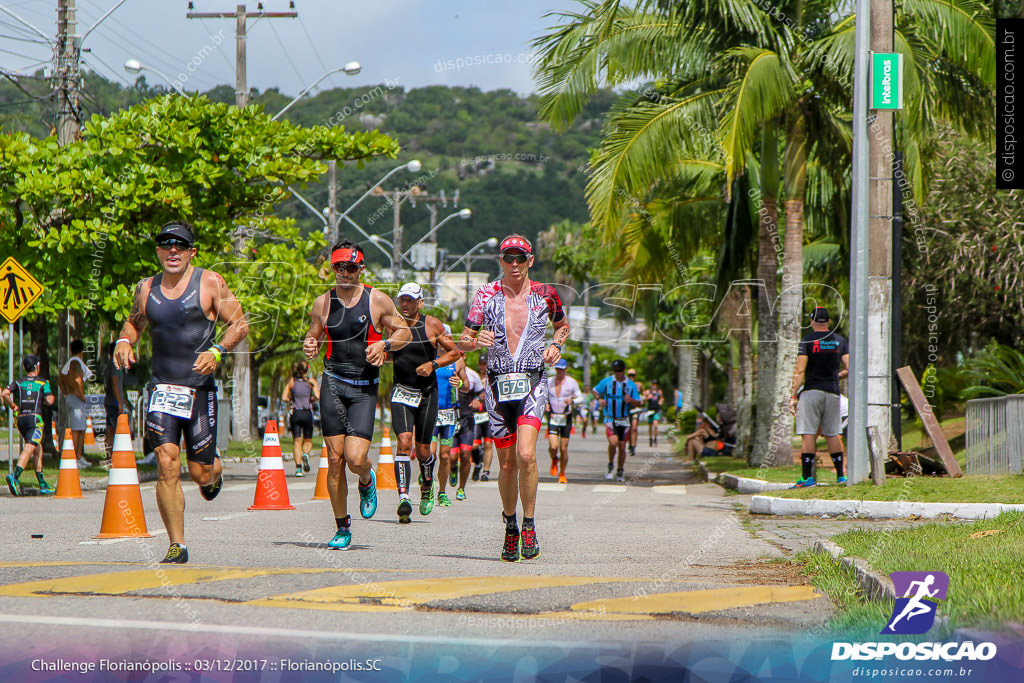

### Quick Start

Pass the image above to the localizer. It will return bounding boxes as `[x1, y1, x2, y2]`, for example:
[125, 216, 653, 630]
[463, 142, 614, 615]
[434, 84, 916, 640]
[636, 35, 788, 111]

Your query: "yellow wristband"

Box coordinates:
[455, 378, 464, 388]
[208, 347, 222, 363]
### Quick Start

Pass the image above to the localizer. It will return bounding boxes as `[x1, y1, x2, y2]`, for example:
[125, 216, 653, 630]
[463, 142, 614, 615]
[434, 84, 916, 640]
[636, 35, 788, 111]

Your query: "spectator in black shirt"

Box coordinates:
[789, 307, 850, 487]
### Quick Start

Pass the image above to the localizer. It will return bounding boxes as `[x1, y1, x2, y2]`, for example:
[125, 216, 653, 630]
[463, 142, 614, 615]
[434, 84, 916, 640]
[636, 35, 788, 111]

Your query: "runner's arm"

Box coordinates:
[542, 317, 570, 365]
[309, 377, 320, 400]
[368, 289, 412, 366]
[304, 293, 328, 360]
[282, 377, 293, 403]
[430, 318, 463, 369]
[194, 271, 250, 375]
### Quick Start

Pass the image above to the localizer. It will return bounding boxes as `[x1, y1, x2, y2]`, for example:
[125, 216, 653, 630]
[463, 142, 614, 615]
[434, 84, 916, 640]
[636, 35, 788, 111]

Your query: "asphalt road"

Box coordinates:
[0, 424, 837, 679]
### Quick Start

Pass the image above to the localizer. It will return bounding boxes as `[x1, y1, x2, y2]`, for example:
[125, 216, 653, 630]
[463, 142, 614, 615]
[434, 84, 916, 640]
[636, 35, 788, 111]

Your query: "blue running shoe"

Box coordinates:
[358, 470, 377, 519]
[328, 527, 352, 549]
[6, 473, 21, 497]
[38, 480, 55, 495]
[449, 470, 458, 487]
[792, 477, 816, 489]
[836, 476, 847, 484]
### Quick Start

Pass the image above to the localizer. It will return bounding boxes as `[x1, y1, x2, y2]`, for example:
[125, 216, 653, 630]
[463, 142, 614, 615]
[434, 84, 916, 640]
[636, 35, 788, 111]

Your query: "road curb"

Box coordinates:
[750, 495, 1024, 519]
[718, 473, 793, 494]
[812, 539, 895, 601]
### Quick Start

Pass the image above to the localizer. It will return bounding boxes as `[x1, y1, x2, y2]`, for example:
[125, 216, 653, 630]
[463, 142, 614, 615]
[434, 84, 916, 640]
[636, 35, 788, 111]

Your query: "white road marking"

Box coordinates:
[79, 528, 167, 545]
[652, 486, 687, 495]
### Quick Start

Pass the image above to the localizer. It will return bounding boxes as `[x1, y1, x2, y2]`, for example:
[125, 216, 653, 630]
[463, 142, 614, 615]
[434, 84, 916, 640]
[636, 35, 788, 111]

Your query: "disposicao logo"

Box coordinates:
[831, 570, 998, 662]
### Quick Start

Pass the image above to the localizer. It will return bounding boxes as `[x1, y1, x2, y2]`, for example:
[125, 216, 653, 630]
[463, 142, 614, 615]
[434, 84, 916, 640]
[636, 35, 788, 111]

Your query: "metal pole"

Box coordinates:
[8, 323, 13, 474]
[465, 254, 472, 317]
[892, 151, 903, 450]
[848, 0, 871, 483]
[392, 192, 402, 283]
[327, 160, 337, 243]
[583, 282, 591, 388]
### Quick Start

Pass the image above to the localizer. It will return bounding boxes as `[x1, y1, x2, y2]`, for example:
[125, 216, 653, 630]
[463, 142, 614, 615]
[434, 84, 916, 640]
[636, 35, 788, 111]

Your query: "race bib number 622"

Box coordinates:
[392, 385, 422, 408]
[149, 383, 196, 419]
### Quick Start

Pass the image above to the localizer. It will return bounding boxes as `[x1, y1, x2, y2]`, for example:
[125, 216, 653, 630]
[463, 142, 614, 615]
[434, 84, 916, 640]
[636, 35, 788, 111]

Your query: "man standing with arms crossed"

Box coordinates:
[114, 222, 249, 564]
[303, 240, 412, 549]
[790, 307, 850, 488]
[459, 235, 569, 562]
[388, 283, 461, 522]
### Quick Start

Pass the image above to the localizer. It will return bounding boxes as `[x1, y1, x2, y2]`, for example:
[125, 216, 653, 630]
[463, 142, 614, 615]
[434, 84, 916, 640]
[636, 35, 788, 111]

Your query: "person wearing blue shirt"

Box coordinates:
[592, 359, 640, 482]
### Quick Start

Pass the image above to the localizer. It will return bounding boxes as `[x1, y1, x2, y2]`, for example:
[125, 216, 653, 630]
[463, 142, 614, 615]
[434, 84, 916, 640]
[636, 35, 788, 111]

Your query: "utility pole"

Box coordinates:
[582, 282, 591, 389]
[327, 160, 337, 241]
[186, 2, 296, 440]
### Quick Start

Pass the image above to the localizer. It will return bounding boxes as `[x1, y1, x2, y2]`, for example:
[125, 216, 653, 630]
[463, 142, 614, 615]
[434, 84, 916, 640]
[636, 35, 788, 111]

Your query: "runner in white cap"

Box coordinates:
[543, 358, 583, 483]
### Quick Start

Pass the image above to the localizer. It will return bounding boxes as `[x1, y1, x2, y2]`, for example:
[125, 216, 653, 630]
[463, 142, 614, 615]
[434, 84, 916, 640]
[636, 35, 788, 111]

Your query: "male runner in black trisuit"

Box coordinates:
[3, 355, 56, 496]
[114, 222, 249, 564]
[303, 240, 412, 549]
[388, 282, 461, 523]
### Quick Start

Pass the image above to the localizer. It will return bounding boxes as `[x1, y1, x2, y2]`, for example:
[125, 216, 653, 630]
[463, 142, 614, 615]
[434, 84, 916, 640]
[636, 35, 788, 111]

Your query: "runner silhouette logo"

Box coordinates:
[882, 571, 949, 635]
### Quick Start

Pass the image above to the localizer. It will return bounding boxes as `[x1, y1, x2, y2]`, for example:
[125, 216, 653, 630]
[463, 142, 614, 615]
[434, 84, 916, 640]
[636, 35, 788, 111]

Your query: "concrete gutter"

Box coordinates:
[813, 539, 895, 601]
[751, 495, 1024, 520]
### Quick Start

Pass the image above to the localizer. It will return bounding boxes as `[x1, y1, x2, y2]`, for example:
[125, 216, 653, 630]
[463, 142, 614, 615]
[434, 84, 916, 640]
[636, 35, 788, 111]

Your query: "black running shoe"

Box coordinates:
[521, 527, 540, 560]
[160, 544, 189, 564]
[501, 528, 521, 562]
[472, 464, 481, 481]
[397, 498, 412, 524]
[302, 452, 311, 472]
[480, 471, 489, 482]
[199, 475, 222, 501]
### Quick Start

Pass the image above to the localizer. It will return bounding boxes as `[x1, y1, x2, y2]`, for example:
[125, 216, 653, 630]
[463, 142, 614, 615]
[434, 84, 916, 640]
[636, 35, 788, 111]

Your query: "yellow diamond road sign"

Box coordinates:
[0, 257, 44, 324]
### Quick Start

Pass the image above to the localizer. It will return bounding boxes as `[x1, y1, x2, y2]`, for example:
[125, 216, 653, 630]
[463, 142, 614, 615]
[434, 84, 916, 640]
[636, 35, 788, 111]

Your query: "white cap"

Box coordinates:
[442, 324, 452, 336]
[397, 282, 423, 300]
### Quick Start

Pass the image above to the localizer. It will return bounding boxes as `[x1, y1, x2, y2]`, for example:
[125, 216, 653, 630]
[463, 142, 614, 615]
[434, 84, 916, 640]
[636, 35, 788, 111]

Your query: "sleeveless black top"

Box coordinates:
[391, 315, 435, 392]
[146, 267, 217, 389]
[324, 285, 381, 381]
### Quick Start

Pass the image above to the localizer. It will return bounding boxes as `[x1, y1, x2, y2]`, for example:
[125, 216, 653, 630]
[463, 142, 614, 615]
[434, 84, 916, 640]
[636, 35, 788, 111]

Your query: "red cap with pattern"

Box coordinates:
[499, 236, 532, 254]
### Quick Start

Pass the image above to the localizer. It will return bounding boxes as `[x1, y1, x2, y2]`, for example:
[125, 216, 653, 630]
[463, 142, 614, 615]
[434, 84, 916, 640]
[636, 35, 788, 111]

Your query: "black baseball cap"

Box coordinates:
[810, 307, 830, 322]
[155, 221, 195, 246]
[612, 359, 626, 371]
[22, 354, 39, 372]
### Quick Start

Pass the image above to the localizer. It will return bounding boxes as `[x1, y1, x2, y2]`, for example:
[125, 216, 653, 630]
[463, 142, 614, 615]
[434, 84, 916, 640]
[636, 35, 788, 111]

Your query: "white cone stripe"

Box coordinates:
[61, 439, 74, 451]
[107, 468, 140, 486]
[317, 456, 328, 470]
[258, 457, 285, 470]
[60, 459, 79, 470]
[112, 431, 133, 452]
[378, 452, 394, 464]
[263, 432, 280, 446]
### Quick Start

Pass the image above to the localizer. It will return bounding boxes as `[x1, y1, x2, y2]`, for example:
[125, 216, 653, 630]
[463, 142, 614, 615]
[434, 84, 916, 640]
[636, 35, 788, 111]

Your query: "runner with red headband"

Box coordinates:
[303, 239, 412, 550]
[458, 234, 569, 562]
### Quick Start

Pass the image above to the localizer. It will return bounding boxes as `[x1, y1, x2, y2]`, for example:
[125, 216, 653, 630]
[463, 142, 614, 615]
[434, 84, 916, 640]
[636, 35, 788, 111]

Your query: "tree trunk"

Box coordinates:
[737, 326, 753, 458]
[676, 344, 696, 411]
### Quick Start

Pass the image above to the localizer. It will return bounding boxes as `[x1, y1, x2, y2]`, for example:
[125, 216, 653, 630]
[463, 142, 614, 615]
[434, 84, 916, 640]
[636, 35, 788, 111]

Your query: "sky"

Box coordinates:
[0, 0, 580, 97]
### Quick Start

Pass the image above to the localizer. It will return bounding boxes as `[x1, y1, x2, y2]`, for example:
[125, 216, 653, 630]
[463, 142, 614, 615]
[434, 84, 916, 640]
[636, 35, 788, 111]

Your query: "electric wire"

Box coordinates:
[266, 19, 305, 91]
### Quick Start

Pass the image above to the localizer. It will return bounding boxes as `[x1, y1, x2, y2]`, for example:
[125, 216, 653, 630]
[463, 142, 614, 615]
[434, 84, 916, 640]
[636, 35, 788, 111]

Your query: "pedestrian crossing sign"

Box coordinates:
[0, 257, 43, 323]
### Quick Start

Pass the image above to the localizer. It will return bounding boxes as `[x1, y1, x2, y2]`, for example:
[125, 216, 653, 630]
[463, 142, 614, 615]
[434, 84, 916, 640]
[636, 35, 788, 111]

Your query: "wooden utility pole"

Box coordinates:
[186, 3, 296, 439]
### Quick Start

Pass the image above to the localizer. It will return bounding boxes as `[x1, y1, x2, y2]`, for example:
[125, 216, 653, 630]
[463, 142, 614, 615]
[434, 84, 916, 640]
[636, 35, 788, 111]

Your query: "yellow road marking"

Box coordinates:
[571, 585, 821, 615]
[246, 576, 631, 611]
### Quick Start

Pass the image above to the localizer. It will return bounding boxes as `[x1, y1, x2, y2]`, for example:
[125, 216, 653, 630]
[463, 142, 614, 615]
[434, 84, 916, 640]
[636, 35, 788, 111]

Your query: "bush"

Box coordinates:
[676, 409, 697, 435]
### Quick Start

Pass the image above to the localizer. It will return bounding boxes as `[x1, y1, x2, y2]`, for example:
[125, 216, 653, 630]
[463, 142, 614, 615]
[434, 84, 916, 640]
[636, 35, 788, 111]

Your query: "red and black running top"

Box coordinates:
[323, 285, 382, 382]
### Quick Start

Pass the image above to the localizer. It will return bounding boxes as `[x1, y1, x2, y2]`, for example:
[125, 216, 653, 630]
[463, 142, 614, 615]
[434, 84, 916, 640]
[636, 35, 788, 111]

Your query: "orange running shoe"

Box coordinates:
[558, 473, 567, 484]
[549, 462, 558, 477]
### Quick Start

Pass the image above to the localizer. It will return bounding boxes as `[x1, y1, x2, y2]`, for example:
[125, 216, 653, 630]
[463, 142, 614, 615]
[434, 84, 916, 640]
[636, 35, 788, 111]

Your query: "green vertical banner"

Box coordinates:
[871, 52, 903, 110]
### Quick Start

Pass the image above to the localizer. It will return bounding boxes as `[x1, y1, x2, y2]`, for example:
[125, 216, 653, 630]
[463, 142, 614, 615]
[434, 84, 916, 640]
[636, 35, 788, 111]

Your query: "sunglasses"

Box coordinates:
[333, 262, 362, 273]
[156, 238, 193, 251]
[501, 253, 529, 264]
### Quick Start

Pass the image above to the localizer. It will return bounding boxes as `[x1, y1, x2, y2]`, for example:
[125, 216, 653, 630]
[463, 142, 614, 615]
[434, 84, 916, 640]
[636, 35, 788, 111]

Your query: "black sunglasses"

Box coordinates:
[333, 262, 362, 273]
[501, 253, 529, 264]
[156, 238, 193, 251]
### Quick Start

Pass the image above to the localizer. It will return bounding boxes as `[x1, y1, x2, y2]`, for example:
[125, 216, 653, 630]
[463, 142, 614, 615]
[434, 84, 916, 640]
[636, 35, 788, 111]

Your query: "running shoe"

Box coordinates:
[629, 445, 636, 457]
[328, 527, 351, 549]
[397, 498, 413, 523]
[550, 462, 558, 477]
[6, 473, 21, 497]
[792, 477, 817, 489]
[449, 470, 458, 487]
[358, 470, 378, 519]
[38, 480, 55, 495]
[521, 527, 540, 560]
[294, 468, 303, 478]
[472, 464, 481, 481]
[616, 469, 625, 482]
[159, 544, 189, 564]
[420, 479, 436, 516]
[501, 528, 521, 562]
[558, 474, 567, 484]
[836, 476, 848, 484]
[480, 471, 489, 482]
[301, 453, 311, 472]
[437, 492, 451, 507]
[456, 488, 466, 501]
[199, 474, 223, 501]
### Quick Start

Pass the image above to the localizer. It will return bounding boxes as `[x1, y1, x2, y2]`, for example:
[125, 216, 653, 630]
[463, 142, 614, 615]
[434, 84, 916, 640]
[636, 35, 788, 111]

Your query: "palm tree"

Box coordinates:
[532, 0, 994, 465]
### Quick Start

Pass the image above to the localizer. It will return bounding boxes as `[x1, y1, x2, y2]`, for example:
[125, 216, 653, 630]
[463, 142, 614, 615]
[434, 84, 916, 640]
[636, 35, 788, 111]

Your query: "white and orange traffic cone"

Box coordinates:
[84, 415, 96, 446]
[54, 428, 83, 499]
[249, 420, 295, 510]
[51, 421, 58, 446]
[312, 442, 330, 500]
[375, 425, 397, 490]
[96, 414, 150, 538]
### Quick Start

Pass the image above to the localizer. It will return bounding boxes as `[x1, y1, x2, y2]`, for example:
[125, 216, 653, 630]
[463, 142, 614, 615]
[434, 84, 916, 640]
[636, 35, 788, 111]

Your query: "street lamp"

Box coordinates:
[124, 59, 186, 96]
[271, 62, 362, 121]
[442, 237, 498, 314]
[334, 159, 422, 245]
[402, 208, 472, 261]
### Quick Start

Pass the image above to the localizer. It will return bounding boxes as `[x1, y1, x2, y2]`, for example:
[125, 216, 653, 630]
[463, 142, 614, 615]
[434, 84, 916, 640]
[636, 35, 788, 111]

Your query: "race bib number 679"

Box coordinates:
[495, 373, 530, 402]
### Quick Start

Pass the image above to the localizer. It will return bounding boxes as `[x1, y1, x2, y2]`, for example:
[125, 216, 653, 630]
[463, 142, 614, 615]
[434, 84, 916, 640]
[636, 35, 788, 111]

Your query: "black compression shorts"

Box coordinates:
[290, 408, 314, 439]
[17, 413, 43, 446]
[320, 373, 378, 440]
[456, 415, 476, 452]
[390, 384, 438, 446]
[145, 387, 218, 465]
[546, 413, 573, 439]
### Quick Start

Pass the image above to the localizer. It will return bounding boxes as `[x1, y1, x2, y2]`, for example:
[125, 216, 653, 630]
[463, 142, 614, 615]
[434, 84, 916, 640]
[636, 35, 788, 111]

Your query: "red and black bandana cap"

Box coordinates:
[331, 247, 364, 265]
[499, 236, 532, 254]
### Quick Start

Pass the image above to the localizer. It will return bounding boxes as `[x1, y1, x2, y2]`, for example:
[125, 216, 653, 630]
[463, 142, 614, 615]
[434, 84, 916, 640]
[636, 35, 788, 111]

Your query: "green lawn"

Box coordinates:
[767, 474, 1024, 503]
[699, 457, 804, 483]
[802, 512, 1024, 637]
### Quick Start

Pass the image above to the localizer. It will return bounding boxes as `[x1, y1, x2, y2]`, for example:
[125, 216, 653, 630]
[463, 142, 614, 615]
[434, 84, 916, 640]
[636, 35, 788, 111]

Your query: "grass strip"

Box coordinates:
[766, 475, 1024, 504]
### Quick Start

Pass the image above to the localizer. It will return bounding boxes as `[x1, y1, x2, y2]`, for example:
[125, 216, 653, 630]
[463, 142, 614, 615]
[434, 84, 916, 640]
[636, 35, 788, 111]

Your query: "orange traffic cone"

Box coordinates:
[249, 420, 295, 510]
[96, 414, 150, 538]
[312, 442, 330, 500]
[54, 428, 83, 499]
[84, 416, 96, 446]
[375, 425, 397, 490]
[51, 421, 58, 446]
